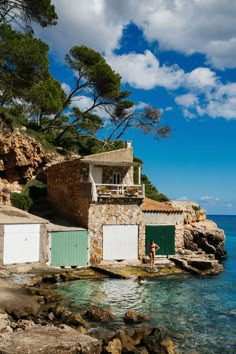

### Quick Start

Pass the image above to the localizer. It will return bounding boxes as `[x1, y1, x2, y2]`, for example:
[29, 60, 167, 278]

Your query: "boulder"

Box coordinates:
[103, 338, 122, 354]
[142, 327, 177, 354]
[0, 327, 102, 354]
[124, 309, 149, 324]
[85, 307, 114, 322]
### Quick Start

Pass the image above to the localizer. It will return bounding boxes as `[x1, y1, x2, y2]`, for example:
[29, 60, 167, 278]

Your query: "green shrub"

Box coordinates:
[10, 192, 33, 211]
[192, 204, 200, 211]
[23, 179, 47, 200]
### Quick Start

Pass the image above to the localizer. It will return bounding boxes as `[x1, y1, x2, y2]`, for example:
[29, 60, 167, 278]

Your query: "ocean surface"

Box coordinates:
[56, 215, 236, 353]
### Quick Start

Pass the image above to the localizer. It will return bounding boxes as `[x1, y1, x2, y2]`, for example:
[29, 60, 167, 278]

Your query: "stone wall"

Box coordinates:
[39, 224, 49, 263]
[47, 159, 90, 227]
[88, 199, 144, 264]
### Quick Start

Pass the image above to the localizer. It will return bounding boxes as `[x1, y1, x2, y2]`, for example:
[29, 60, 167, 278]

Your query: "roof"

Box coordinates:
[141, 198, 183, 214]
[81, 159, 139, 167]
[0, 205, 49, 225]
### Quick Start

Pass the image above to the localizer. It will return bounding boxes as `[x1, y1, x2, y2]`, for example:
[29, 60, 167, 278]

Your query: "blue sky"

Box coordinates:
[36, 0, 236, 215]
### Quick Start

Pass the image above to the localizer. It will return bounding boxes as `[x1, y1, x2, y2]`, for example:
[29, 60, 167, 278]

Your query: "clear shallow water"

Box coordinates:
[56, 215, 236, 353]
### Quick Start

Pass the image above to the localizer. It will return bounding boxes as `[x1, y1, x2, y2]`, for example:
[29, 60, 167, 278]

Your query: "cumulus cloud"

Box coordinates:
[36, 1, 236, 121]
[185, 68, 218, 90]
[40, 0, 236, 70]
[175, 93, 198, 108]
[106, 51, 185, 90]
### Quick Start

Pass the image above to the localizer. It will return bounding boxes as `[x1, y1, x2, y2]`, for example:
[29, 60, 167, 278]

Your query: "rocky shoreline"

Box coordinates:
[0, 264, 184, 353]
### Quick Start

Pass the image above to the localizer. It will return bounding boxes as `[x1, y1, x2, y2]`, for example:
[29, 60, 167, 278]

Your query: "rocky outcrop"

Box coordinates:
[183, 219, 226, 258]
[167, 201, 226, 274]
[0, 120, 48, 183]
[168, 201, 226, 259]
[0, 119, 73, 184]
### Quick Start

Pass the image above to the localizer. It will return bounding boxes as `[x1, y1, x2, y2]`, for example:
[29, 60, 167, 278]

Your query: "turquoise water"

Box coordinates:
[56, 215, 236, 353]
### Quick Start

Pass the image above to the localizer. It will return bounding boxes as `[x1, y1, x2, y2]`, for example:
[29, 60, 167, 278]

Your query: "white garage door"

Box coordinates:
[3, 224, 40, 264]
[103, 225, 138, 260]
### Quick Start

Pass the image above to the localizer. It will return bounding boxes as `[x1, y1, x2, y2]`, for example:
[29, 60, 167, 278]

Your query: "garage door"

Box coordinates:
[3, 224, 40, 264]
[50, 230, 89, 267]
[145, 225, 175, 256]
[103, 225, 138, 260]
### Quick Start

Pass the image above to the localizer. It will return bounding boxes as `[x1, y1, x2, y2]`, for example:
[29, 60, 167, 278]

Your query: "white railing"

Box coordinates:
[96, 184, 145, 198]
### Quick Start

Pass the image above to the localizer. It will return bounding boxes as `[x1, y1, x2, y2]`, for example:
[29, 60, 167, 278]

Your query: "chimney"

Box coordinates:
[126, 140, 132, 148]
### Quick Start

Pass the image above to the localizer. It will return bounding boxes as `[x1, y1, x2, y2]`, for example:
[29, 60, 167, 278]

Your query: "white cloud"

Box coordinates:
[38, 0, 236, 70]
[185, 68, 218, 91]
[175, 93, 198, 108]
[199, 195, 234, 212]
[36, 1, 236, 121]
[200, 196, 220, 202]
[106, 51, 185, 90]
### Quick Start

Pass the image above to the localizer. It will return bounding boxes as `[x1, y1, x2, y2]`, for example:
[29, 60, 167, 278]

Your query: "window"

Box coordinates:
[113, 173, 121, 184]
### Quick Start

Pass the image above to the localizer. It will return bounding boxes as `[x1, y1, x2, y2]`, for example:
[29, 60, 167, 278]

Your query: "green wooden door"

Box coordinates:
[51, 230, 88, 266]
[145, 225, 175, 256]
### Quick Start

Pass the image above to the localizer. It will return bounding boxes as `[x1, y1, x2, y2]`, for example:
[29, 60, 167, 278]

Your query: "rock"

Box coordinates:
[16, 319, 36, 330]
[115, 329, 136, 352]
[0, 118, 67, 183]
[0, 312, 14, 334]
[104, 338, 122, 354]
[0, 327, 102, 354]
[184, 220, 226, 259]
[142, 327, 177, 354]
[168, 201, 226, 259]
[131, 327, 153, 345]
[85, 307, 114, 322]
[124, 309, 149, 324]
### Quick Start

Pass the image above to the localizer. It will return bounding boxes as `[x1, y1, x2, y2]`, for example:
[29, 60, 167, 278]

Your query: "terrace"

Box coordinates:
[96, 184, 145, 198]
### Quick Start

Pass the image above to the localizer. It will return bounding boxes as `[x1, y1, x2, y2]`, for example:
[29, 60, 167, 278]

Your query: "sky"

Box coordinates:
[36, 0, 236, 215]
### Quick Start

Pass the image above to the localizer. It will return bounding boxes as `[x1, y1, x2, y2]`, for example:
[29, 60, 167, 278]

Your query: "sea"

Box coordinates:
[56, 215, 236, 354]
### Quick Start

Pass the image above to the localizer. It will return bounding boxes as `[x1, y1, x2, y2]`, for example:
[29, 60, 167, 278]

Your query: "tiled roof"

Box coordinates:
[141, 198, 183, 214]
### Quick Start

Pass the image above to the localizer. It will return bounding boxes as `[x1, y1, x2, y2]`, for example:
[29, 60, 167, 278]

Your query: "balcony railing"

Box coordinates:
[96, 184, 145, 198]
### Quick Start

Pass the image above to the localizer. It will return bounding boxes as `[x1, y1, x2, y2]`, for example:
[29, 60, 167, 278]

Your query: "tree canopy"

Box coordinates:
[0, 0, 58, 32]
[42, 45, 171, 150]
[0, 24, 50, 104]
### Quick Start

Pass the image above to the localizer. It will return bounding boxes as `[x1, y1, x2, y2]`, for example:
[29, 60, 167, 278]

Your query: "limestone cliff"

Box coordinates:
[0, 119, 70, 184]
[169, 201, 226, 259]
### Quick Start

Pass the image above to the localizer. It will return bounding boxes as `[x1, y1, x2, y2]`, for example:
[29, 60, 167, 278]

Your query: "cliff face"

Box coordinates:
[0, 119, 68, 184]
[0, 120, 50, 183]
[169, 201, 226, 259]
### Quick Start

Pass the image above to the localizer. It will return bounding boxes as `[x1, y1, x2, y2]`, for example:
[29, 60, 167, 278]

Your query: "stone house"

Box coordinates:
[47, 142, 183, 265]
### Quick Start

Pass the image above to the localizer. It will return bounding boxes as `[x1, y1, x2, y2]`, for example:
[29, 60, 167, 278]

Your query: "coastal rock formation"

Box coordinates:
[168, 201, 226, 258]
